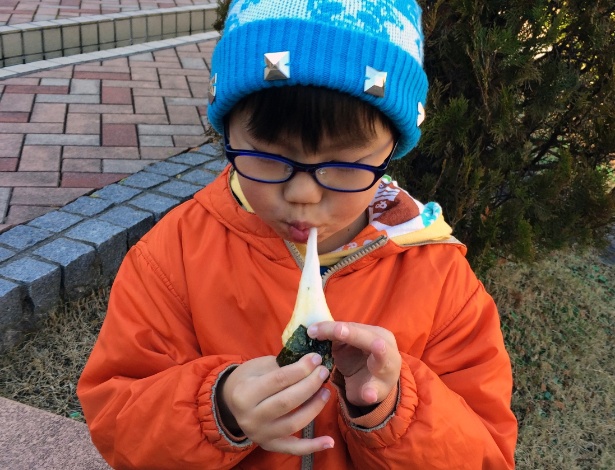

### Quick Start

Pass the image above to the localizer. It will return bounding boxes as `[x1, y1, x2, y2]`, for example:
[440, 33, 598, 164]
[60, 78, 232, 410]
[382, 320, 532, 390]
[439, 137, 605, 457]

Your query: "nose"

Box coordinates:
[283, 170, 323, 204]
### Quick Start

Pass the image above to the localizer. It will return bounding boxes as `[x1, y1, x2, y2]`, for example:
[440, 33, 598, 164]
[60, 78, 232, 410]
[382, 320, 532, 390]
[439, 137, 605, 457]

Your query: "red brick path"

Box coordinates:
[0, 40, 215, 232]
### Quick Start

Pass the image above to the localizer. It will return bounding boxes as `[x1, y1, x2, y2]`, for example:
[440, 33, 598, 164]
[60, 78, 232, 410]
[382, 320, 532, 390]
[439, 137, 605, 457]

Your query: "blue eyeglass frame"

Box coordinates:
[223, 127, 397, 193]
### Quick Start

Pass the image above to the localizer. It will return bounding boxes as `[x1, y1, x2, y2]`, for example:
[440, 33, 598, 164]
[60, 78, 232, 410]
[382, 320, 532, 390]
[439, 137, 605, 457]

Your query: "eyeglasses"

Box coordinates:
[223, 128, 397, 193]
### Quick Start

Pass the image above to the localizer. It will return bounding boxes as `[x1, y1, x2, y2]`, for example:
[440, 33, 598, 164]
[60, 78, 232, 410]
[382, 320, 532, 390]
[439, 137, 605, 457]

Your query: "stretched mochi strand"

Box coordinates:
[281, 227, 335, 345]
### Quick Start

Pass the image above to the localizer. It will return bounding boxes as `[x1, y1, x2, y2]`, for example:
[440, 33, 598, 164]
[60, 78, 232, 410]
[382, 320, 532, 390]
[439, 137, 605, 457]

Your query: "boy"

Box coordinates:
[77, 1, 518, 468]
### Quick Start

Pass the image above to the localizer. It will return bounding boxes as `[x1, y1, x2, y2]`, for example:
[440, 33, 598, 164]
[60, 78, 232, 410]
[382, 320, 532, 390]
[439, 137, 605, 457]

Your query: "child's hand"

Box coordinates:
[218, 354, 334, 455]
[307, 322, 401, 408]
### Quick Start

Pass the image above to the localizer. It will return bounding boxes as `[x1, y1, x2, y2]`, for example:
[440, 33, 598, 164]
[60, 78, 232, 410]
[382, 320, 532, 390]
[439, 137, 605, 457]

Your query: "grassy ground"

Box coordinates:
[0, 247, 613, 469]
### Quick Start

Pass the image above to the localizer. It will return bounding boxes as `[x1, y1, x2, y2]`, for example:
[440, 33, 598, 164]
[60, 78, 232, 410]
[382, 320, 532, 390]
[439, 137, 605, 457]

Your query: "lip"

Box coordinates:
[287, 221, 314, 244]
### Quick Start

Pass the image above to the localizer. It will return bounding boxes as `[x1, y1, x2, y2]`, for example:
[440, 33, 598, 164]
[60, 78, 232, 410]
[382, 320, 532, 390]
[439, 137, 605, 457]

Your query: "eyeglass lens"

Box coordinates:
[233, 155, 378, 191]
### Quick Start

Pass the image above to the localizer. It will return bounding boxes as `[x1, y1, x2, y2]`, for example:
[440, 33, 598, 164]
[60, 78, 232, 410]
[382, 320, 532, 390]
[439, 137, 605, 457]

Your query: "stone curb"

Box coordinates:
[0, 142, 226, 353]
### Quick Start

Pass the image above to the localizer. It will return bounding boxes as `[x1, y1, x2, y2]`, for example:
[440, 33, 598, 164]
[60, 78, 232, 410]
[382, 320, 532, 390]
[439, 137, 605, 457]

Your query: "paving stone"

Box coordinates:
[70, 79, 101, 95]
[99, 206, 153, 247]
[33, 238, 97, 299]
[0, 123, 64, 134]
[140, 147, 181, 160]
[0, 225, 52, 250]
[180, 168, 217, 187]
[203, 158, 228, 173]
[102, 159, 151, 173]
[165, 97, 205, 106]
[0, 112, 29, 123]
[65, 219, 127, 277]
[0, 278, 23, 351]
[167, 105, 201, 125]
[144, 161, 189, 177]
[40, 78, 70, 86]
[0, 186, 10, 219]
[198, 143, 222, 158]
[120, 171, 169, 189]
[0, 158, 18, 171]
[25, 134, 99, 146]
[63, 158, 101, 172]
[62, 172, 127, 188]
[139, 135, 174, 147]
[30, 102, 67, 123]
[102, 123, 137, 147]
[28, 210, 83, 233]
[179, 57, 207, 69]
[0, 277, 21, 320]
[128, 193, 180, 221]
[73, 71, 130, 81]
[68, 104, 133, 114]
[0, 134, 25, 159]
[156, 180, 199, 201]
[65, 113, 100, 134]
[4, 205, 54, 227]
[92, 184, 140, 203]
[169, 151, 213, 166]
[138, 124, 204, 136]
[134, 96, 165, 114]
[62, 196, 114, 217]
[174, 135, 208, 148]
[101, 86, 132, 104]
[19, 145, 61, 171]
[0, 93, 34, 112]
[11, 187, 89, 206]
[103, 113, 168, 125]
[0, 246, 14, 263]
[0, 256, 60, 315]
[36, 94, 100, 104]
[63, 146, 140, 160]
[4, 85, 68, 95]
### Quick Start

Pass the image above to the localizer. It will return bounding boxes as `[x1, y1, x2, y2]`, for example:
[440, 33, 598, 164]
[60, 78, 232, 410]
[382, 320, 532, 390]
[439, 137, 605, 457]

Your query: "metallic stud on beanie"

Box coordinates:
[208, 73, 217, 104]
[364, 66, 387, 98]
[417, 102, 425, 127]
[264, 51, 291, 81]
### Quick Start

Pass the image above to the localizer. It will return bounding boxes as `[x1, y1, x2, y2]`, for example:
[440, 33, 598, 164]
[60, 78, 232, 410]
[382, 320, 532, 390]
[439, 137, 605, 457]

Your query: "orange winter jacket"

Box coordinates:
[78, 166, 517, 469]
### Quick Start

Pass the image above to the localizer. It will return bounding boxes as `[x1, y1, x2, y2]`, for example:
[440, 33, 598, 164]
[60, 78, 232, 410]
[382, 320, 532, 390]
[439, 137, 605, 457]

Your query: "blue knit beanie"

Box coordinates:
[207, 0, 428, 159]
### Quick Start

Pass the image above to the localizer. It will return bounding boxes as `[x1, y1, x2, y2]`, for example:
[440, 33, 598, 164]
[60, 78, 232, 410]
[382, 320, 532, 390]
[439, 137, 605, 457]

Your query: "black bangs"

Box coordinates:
[230, 86, 397, 154]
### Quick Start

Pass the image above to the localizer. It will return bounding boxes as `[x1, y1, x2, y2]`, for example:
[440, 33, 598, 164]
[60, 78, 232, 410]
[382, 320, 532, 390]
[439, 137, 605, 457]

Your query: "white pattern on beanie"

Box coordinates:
[225, 0, 423, 63]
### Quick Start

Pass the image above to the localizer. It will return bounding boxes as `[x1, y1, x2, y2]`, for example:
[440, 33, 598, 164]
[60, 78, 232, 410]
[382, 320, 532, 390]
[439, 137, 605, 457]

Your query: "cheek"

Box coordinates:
[240, 179, 279, 214]
[325, 191, 375, 222]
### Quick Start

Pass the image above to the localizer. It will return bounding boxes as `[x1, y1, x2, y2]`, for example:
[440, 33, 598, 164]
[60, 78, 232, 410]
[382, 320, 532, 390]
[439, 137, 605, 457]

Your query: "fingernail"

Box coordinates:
[307, 325, 317, 337]
[320, 387, 331, 401]
[311, 354, 322, 366]
[319, 367, 330, 381]
[340, 324, 349, 338]
[323, 440, 334, 449]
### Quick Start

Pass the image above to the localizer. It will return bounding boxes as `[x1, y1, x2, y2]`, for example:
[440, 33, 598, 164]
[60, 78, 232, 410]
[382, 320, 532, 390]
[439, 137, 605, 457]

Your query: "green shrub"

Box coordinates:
[213, 0, 232, 33]
[392, 0, 615, 270]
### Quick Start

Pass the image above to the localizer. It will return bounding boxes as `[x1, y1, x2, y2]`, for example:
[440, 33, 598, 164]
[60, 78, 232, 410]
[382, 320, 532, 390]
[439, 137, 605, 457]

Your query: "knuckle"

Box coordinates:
[276, 395, 295, 415]
[273, 368, 291, 389]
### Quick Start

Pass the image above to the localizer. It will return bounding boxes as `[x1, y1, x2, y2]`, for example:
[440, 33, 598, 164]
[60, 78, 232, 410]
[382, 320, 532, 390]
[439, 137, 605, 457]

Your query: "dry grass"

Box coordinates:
[0, 286, 109, 421]
[485, 248, 614, 469]
[0, 248, 613, 469]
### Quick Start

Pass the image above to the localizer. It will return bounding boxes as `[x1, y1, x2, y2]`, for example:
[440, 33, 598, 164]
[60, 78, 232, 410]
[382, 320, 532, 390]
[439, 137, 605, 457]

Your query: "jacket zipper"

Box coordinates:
[285, 236, 388, 470]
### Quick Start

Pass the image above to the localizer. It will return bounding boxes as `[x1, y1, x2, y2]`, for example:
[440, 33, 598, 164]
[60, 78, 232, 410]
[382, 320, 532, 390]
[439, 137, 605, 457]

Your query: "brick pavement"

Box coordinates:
[0, 0, 212, 25]
[0, 39, 215, 232]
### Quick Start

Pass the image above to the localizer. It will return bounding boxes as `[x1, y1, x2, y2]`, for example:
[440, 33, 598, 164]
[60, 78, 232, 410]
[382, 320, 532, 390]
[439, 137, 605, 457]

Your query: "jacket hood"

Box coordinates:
[194, 166, 463, 266]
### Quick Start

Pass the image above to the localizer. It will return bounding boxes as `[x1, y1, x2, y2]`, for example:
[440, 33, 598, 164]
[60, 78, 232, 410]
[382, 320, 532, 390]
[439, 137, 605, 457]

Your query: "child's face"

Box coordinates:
[227, 111, 395, 253]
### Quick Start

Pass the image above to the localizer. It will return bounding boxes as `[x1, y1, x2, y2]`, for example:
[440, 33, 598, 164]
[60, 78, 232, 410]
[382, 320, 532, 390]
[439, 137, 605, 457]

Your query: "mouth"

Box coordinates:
[286, 222, 314, 244]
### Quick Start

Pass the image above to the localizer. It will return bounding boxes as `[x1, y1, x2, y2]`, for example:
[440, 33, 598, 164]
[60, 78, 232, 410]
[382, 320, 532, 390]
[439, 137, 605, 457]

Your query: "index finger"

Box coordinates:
[308, 322, 379, 352]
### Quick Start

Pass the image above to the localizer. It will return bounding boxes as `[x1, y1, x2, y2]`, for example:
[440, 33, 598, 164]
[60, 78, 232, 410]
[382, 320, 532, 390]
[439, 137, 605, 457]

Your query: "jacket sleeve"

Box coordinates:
[77, 243, 255, 470]
[336, 275, 517, 469]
